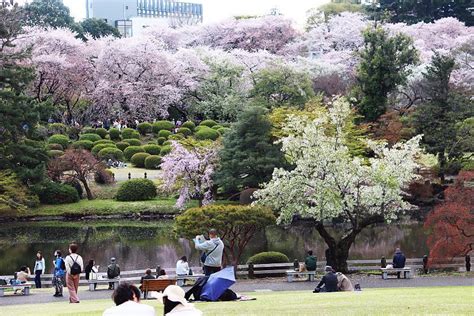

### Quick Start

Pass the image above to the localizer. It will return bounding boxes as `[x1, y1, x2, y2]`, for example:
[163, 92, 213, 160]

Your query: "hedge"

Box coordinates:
[48, 143, 63, 151]
[152, 120, 174, 133]
[157, 129, 172, 139]
[124, 146, 145, 161]
[95, 127, 108, 139]
[34, 181, 79, 205]
[122, 138, 142, 146]
[48, 134, 70, 149]
[115, 178, 157, 201]
[48, 150, 64, 158]
[143, 144, 161, 155]
[137, 122, 152, 135]
[181, 121, 196, 131]
[131, 152, 151, 168]
[98, 147, 124, 161]
[160, 145, 172, 156]
[199, 119, 218, 128]
[144, 155, 161, 169]
[157, 137, 167, 145]
[116, 141, 130, 151]
[72, 140, 94, 150]
[177, 127, 192, 137]
[195, 126, 220, 141]
[93, 139, 115, 146]
[247, 251, 289, 264]
[79, 133, 101, 142]
[91, 143, 116, 156]
[109, 128, 121, 141]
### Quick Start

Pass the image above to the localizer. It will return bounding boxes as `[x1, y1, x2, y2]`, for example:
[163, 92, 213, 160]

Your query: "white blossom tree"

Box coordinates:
[254, 97, 423, 272]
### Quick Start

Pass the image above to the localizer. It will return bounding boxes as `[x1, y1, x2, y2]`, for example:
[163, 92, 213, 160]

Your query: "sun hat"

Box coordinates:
[156, 285, 188, 305]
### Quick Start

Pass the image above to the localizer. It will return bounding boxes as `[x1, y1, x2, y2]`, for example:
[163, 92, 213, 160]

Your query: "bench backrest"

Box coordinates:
[142, 279, 176, 292]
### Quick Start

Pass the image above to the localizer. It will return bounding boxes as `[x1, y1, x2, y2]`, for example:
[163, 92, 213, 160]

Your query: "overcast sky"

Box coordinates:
[51, 0, 332, 25]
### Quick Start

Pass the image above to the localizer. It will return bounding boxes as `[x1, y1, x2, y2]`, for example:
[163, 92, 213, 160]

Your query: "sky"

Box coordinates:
[20, 0, 331, 25]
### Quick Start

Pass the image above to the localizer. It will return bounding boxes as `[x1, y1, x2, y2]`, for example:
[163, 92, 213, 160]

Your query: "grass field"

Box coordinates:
[1, 287, 472, 316]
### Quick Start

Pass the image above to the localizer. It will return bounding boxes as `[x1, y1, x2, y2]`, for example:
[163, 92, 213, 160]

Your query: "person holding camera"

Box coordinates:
[193, 229, 224, 276]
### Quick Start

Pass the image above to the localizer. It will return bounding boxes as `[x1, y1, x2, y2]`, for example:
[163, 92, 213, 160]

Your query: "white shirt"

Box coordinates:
[166, 304, 203, 316]
[65, 254, 84, 275]
[176, 260, 189, 275]
[102, 301, 155, 316]
[34, 258, 46, 272]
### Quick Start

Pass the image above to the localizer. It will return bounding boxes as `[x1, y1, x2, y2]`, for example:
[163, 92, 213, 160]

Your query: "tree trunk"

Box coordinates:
[81, 179, 94, 200]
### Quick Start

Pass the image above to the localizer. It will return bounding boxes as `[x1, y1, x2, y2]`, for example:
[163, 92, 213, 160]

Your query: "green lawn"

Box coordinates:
[1, 287, 472, 316]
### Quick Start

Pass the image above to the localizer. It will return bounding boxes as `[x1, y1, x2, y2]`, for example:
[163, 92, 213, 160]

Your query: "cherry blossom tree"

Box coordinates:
[254, 97, 423, 273]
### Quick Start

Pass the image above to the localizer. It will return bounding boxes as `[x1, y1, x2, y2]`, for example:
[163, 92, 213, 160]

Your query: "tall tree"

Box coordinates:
[352, 26, 418, 122]
[24, 0, 76, 29]
[79, 18, 121, 40]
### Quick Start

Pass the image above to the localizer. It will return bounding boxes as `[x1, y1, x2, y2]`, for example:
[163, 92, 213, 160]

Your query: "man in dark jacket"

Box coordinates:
[313, 266, 338, 293]
[107, 257, 121, 290]
[393, 248, 406, 279]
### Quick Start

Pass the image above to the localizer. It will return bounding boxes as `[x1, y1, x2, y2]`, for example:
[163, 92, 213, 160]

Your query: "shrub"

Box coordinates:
[143, 144, 161, 155]
[124, 146, 145, 161]
[122, 138, 141, 146]
[48, 123, 67, 135]
[91, 143, 116, 156]
[94, 169, 115, 184]
[195, 127, 220, 141]
[181, 121, 196, 131]
[177, 127, 192, 137]
[247, 251, 289, 264]
[131, 152, 151, 167]
[65, 179, 83, 199]
[144, 155, 162, 169]
[98, 147, 124, 161]
[194, 125, 206, 132]
[157, 137, 167, 145]
[95, 127, 108, 139]
[212, 125, 224, 130]
[115, 179, 157, 201]
[34, 181, 79, 204]
[199, 119, 218, 128]
[157, 129, 172, 139]
[48, 143, 63, 151]
[122, 128, 140, 139]
[66, 126, 82, 140]
[93, 139, 115, 146]
[79, 133, 101, 142]
[152, 120, 174, 133]
[217, 127, 231, 135]
[82, 127, 96, 134]
[169, 134, 184, 141]
[72, 140, 94, 150]
[48, 150, 64, 158]
[160, 145, 172, 156]
[137, 122, 152, 135]
[163, 140, 172, 146]
[48, 134, 70, 149]
[109, 128, 121, 141]
[116, 141, 130, 151]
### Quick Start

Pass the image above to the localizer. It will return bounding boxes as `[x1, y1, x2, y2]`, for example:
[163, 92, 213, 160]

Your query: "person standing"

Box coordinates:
[52, 250, 66, 297]
[33, 251, 45, 288]
[107, 257, 121, 290]
[194, 229, 224, 276]
[85, 259, 98, 290]
[65, 243, 84, 303]
[393, 248, 406, 279]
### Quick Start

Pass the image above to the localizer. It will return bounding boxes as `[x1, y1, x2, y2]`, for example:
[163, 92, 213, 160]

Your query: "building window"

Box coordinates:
[116, 20, 132, 38]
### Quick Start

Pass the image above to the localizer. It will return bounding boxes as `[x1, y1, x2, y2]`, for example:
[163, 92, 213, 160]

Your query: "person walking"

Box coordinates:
[65, 243, 84, 303]
[194, 228, 224, 276]
[33, 251, 45, 288]
[107, 257, 121, 290]
[52, 250, 66, 297]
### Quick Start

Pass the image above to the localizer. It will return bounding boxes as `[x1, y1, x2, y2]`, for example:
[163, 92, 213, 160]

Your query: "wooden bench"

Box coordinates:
[381, 267, 412, 279]
[175, 274, 205, 287]
[88, 278, 120, 291]
[142, 279, 176, 299]
[0, 284, 31, 297]
[286, 270, 316, 282]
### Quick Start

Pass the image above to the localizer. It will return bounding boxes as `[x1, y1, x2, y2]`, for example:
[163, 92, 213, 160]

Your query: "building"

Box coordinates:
[86, 0, 203, 37]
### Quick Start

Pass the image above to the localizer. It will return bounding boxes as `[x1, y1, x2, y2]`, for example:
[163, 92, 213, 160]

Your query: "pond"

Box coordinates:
[0, 220, 428, 275]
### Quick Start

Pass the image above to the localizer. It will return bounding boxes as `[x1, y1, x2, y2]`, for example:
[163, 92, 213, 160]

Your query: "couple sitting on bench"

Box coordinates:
[313, 266, 356, 293]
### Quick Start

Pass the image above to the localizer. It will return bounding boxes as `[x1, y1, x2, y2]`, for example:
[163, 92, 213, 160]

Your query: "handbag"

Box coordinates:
[200, 241, 219, 264]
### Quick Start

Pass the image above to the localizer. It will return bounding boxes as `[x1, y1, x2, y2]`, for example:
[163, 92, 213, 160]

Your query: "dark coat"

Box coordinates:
[317, 272, 338, 292]
[393, 252, 406, 268]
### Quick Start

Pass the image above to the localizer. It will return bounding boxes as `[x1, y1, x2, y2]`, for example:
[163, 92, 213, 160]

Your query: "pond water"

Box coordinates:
[0, 220, 428, 275]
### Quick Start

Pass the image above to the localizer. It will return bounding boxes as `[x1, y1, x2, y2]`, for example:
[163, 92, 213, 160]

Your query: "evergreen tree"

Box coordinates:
[79, 18, 121, 40]
[215, 106, 286, 193]
[24, 0, 75, 29]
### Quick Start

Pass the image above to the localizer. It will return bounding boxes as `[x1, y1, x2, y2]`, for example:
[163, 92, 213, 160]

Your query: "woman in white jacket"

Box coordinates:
[34, 251, 46, 288]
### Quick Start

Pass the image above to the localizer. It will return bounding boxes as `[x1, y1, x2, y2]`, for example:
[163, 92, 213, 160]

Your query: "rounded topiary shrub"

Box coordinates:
[157, 137, 167, 145]
[72, 140, 94, 150]
[177, 127, 192, 137]
[122, 138, 141, 146]
[48, 143, 63, 151]
[35, 181, 79, 204]
[199, 119, 218, 128]
[169, 134, 184, 141]
[91, 143, 116, 156]
[79, 133, 101, 142]
[109, 128, 121, 141]
[181, 121, 195, 131]
[48, 150, 64, 158]
[152, 120, 174, 133]
[98, 147, 124, 161]
[48, 123, 67, 135]
[212, 124, 224, 130]
[144, 155, 162, 169]
[217, 127, 231, 135]
[95, 127, 108, 139]
[48, 134, 70, 149]
[247, 251, 289, 264]
[122, 128, 140, 139]
[94, 169, 115, 184]
[124, 146, 145, 161]
[143, 144, 161, 155]
[115, 178, 157, 201]
[157, 129, 172, 139]
[195, 127, 220, 141]
[131, 152, 151, 168]
[160, 145, 172, 156]
[163, 140, 172, 146]
[137, 122, 152, 135]
[116, 141, 130, 151]
[93, 139, 115, 146]
[82, 127, 96, 134]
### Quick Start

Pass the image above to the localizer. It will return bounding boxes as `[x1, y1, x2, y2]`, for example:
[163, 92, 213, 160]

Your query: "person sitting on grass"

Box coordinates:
[157, 285, 203, 316]
[336, 272, 354, 291]
[102, 283, 155, 316]
[313, 266, 338, 293]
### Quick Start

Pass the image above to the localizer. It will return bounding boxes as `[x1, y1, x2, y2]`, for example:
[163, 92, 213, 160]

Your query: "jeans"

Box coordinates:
[34, 270, 42, 288]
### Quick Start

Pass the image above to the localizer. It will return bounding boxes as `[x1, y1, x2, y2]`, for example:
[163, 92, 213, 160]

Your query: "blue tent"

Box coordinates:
[200, 266, 235, 301]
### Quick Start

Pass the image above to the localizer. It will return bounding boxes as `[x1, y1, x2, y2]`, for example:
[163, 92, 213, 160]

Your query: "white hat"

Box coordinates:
[156, 285, 188, 306]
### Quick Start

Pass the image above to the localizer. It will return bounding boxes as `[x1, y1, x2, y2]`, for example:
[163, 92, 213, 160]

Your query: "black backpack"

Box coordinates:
[69, 255, 82, 275]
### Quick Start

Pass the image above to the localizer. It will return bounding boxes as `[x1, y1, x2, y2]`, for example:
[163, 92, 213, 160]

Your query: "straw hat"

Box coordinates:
[156, 285, 188, 305]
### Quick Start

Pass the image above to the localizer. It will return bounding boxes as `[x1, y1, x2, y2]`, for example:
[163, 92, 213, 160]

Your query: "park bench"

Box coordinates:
[88, 277, 120, 291]
[380, 267, 412, 279]
[142, 279, 176, 299]
[286, 270, 316, 282]
[176, 274, 205, 286]
[0, 284, 31, 297]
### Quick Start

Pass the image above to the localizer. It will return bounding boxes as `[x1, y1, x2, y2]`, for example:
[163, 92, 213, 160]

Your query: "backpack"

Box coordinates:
[69, 255, 82, 275]
[107, 264, 120, 278]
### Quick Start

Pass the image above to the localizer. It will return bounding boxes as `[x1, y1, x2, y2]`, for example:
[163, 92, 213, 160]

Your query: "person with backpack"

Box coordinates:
[52, 250, 66, 297]
[193, 229, 224, 276]
[65, 243, 84, 303]
[107, 257, 120, 290]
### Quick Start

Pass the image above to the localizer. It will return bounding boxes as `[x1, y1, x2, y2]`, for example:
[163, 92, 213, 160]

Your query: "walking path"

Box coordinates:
[0, 275, 472, 306]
